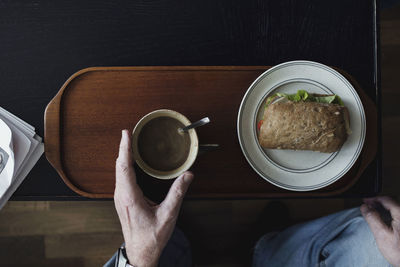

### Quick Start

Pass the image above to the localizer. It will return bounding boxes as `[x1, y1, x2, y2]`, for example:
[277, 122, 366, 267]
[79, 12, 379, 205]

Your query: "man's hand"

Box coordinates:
[114, 130, 194, 267]
[361, 196, 400, 267]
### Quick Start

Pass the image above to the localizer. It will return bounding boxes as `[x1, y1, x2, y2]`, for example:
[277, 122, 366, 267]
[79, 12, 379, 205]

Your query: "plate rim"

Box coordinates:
[237, 60, 366, 191]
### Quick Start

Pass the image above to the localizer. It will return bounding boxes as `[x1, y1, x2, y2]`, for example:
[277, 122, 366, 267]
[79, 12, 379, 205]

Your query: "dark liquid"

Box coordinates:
[138, 116, 191, 171]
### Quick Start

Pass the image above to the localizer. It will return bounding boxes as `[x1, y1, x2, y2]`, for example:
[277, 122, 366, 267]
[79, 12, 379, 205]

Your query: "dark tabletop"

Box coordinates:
[0, 0, 380, 199]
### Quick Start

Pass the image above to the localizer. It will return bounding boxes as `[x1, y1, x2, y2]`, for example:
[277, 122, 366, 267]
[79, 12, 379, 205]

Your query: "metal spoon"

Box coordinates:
[179, 117, 210, 132]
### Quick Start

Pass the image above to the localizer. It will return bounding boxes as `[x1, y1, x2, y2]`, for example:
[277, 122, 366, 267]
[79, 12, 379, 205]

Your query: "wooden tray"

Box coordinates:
[44, 66, 377, 199]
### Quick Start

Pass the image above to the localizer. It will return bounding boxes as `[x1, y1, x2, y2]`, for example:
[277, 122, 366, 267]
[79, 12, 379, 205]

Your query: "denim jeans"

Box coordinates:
[105, 208, 391, 267]
[253, 207, 392, 267]
[103, 228, 191, 267]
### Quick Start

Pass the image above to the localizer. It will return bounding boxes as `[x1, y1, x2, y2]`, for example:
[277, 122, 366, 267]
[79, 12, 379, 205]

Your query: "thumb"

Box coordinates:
[160, 172, 194, 219]
[115, 130, 141, 205]
[361, 204, 391, 240]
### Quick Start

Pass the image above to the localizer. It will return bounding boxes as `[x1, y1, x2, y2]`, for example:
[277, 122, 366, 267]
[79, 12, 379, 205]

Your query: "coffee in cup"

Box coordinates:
[132, 109, 198, 179]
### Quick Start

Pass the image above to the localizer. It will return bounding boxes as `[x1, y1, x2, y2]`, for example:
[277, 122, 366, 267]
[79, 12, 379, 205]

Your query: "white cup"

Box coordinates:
[132, 109, 199, 180]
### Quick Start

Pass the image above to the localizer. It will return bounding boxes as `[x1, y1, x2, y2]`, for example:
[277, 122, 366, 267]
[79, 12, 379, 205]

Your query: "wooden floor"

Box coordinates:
[1, 4, 400, 267]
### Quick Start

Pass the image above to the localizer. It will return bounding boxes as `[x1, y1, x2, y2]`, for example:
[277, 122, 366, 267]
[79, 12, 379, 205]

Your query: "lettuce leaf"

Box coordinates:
[312, 95, 344, 106]
[266, 90, 343, 107]
[265, 94, 280, 108]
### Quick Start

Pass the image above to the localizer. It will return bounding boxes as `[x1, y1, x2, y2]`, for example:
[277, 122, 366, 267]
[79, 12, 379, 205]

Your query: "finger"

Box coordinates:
[115, 130, 139, 202]
[160, 172, 194, 220]
[364, 197, 400, 219]
[361, 204, 391, 239]
[117, 130, 133, 172]
[375, 196, 400, 219]
[363, 197, 376, 206]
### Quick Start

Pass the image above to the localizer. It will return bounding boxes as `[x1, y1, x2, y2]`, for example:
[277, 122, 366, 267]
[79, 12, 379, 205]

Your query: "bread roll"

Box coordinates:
[258, 101, 350, 153]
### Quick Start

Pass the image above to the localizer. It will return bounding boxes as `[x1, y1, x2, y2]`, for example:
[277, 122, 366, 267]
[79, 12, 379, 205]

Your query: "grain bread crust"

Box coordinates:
[258, 102, 349, 153]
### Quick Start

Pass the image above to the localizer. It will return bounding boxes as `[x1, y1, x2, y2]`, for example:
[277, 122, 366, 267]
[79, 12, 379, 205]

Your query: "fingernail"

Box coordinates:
[183, 172, 194, 183]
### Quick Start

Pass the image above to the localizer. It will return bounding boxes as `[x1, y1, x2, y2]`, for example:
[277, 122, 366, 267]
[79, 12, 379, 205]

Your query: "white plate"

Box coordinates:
[237, 61, 366, 191]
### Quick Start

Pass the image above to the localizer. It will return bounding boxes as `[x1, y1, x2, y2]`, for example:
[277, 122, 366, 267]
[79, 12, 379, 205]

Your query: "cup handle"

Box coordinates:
[198, 144, 219, 155]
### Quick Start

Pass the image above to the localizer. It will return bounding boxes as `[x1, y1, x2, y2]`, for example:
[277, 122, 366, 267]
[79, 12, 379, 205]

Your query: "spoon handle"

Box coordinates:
[181, 117, 210, 132]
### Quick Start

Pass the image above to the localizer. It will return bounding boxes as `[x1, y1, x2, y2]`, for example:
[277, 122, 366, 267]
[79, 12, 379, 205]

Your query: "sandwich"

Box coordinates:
[257, 90, 351, 153]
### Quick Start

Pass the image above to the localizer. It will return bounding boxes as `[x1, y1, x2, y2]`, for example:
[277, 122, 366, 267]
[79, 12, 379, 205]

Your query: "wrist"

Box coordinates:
[126, 245, 160, 267]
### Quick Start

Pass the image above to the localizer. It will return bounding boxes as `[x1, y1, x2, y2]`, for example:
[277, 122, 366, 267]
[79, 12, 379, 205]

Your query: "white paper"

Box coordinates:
[0, 136, 43, 210]
[0, 107, 44, 210]
[0, 107, 35, 137]
[0, 118, 15, 196]
[0, 113, 33, 179]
